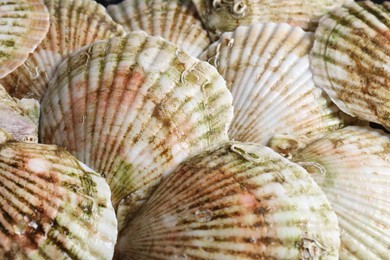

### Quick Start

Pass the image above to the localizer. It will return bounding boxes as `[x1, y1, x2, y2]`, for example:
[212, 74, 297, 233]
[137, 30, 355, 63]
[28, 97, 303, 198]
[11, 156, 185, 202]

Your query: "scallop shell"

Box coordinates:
[311, 1, 390, 130]
[200, 23, 346, 156]
[0, 142, 117, 259]
[107, 0, 211, 57]
[0, 84, 38, 143]
[40, 32, 234, 225]
[0, 0, 126, 100]
[0, 0, 50, 78]
[292, 126, 390, 259]
[192, 0, 349, 39]
[115, 142, 340, 259]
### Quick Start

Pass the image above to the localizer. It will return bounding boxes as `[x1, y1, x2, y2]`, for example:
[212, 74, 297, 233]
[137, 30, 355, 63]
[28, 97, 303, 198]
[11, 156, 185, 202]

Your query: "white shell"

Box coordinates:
[0, 143, 117, 259]
[0, 0, 126, 100]
[292, 126, 390, 259]
[40, 32, 234, 228]
[116, 142, 340, 259]
[0, 85, 38, 143]
[311, 1, 390, 130]
[0, 0, 50, 78]
[107, 0, 211, 57]
[200, 23, 346, 156]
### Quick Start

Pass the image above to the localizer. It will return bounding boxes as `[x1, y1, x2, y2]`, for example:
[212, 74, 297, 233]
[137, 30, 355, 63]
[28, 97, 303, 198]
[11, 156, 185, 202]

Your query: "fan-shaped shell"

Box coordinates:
[192, 0, 349, 39]
[311, 1, 390, 130]
[116, 142, 340, 259]
[292, 126, 390, 259]
[0, 0, 126, 100]
[0, 0, 50, 78]
[200, 23, 346, 156]
[107, 0, 211, 57]
[0, 85, 38, 143]
[0, 143, 117, 259]
[40, 32, 234, 226]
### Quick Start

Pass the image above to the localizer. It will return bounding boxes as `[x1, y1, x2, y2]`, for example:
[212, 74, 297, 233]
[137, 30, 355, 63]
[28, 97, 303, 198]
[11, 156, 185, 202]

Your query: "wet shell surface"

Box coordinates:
[0, 0, 50, 78]
[292, 126, 390, 259]
[0, 84, 39, 143]
[192, 0, 348, 39]
[107, 0, 211, 57]
[200, 23, 346, 155]
[0, 0, 126, 100]
[40, 32, 234, 227]
[116, 142, 340, 259]
[311, 1, 390, 130]
[0, 143, 117, 259]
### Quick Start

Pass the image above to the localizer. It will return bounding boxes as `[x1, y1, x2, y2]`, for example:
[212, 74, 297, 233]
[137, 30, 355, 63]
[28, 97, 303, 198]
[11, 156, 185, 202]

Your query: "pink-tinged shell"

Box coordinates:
[0, 0, 126, 100]
[292, 126, 390, 259]
[107, 0, 211, 57]
[0, 0, 50, 78]
[0, 143, 117, 259]
[192, 0, 349, 39]
[0, 85, 38, 143]
[40, 32, 234, 229]
[200, 23, 347, 156]
[311, 1, 390, 130]
[116, 142, 340, 259]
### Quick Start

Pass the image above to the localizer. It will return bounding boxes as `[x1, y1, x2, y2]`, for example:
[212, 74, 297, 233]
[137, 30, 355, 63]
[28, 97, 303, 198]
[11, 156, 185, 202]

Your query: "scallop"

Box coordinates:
[292, 126, 390, 259]
[192, 0, 349, 39]
[0, 0, 50, 78]
[116, 142, 340, 259]
[107, 0, 211, 57]
[200, 23, 346, 156]
[40, 31, 234, 228]
[311, 1, 390, 130]
[0, 0, 126, 100]
[0, 84, 38, 143]
[0, 142, 117, 259]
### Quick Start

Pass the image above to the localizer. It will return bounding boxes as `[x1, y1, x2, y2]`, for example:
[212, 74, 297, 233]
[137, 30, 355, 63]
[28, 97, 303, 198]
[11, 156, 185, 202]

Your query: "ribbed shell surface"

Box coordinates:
[311, 1, 390, 130]
[40, 32, 234, 226]
[116, 142, 340, 259]
[107, 0, 211, 57]
[0, 0, 50, 78]
[0, 143, 117, 259]
[192, 0, 348, 39]
[200, 23, 345, 155]
[0, 85, 38, 143]
[292, 126, 390, 259]
[0, 0, 126, 100]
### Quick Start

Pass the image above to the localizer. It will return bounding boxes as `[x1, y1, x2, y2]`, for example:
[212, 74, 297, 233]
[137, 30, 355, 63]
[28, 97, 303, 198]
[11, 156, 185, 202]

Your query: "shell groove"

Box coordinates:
[200, 23, 346, 156]
[192, 0, 349, 39]
[311, 1, 390, 130]
[0, 0, 126, 100]
[107, 0, 211, 57]
[0, 0, 50, 78]
[292, 126, 390, 259]
[0, 143, 117, 259]
[40, 32, 234, 228]
[116, 142, 340, 259]
[0, 85, 38, 143]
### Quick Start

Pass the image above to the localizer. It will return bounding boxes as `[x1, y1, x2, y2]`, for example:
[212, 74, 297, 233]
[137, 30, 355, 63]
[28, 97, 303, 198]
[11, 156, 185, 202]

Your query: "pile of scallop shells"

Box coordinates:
[0, 0, 388, 259]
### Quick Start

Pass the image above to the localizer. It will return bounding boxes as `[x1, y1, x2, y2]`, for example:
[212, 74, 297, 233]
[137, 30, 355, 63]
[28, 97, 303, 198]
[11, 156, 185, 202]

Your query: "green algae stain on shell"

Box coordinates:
[116, 142, 340, 259]
[311, 1, 390, 130]
[0, 143, 117, 259]
[40, 32, 234, 231]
